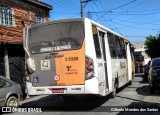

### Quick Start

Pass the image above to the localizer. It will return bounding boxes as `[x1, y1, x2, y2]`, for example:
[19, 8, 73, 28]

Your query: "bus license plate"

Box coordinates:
[52, 89, 64, 93]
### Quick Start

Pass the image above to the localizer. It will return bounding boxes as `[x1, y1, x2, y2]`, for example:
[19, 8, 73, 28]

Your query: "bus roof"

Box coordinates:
[29, 18, 129, 42]
[29, 18, 84, 29]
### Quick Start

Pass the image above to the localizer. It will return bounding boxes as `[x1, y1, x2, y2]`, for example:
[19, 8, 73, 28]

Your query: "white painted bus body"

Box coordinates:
[24, 18, 132, 96]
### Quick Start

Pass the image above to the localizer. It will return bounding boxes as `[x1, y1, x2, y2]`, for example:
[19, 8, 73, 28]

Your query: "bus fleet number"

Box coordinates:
[65, 57, 78, 61]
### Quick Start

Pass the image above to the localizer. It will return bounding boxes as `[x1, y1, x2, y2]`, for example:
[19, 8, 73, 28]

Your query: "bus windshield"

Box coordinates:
[28, 21, 85, 53]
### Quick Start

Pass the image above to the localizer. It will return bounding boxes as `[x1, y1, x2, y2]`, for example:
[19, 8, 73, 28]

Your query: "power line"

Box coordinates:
[50, 11, 78, 14]
[50, 0, 78, 14]
[89, 0, 137, 14]
[102, 20, 160, 30]
[98, 0, 106, 11]
[57, 0, 79, 12]
[65, 0, 80, 8]
[88, 3, 98, 20]
[95, 0, 137, 21]
[80, 0, 93, 17]
[94, 0, 122, 34]
[104, 11, 160, 15]
[111, 0, 145, 19]
[94, 0, 116, 31]
[70, 13, 80, 18]
[89, 8, 160, 14]
[110, 0, 137, 11]
[103, 19, 160, 25]
[125, 35, 148, 37]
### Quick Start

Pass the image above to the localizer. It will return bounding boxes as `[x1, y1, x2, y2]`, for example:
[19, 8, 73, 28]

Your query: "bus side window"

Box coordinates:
[123, 41, 127, 59]
[117, 48, 123, 59]
[116, 36, 123, 59]
[115, 36, 120, 47]
[107, 32, 117, 59]
[119, 38, 126, 59]
[119, 38, 124, 48]
[110, 46, 117, 59]
[92, 26, 102, 58]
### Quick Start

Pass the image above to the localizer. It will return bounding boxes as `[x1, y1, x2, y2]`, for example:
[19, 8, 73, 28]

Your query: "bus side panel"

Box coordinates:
[84, 20, 100, 94]
[127, 44, 132, 82]
[55, 41, 85, 86]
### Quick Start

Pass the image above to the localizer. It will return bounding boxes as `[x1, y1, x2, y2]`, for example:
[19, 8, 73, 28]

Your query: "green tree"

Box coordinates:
[145, 34, 160, 58]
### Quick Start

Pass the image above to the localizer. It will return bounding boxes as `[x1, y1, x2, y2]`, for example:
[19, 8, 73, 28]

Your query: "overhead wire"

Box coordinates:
[56, 0, 79, 12]
[95, 0, 137, 21]
[96, 0, 122, 35]
[65, 0, 80, 9]
[105, 11, 160, 15]
[102, 19, 160, 30]
[50, 11, 78, 14]
[89, 8, 160, 14]
[49, 0, 78, 14]
[88, 1, 113, 32]
[111, 0, 146, 19]
[102, 18, 160, 25]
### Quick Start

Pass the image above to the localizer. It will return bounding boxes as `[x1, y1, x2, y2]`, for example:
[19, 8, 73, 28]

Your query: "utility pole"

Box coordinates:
[80, 0, 93, 17]
[87, 11, 92, 19]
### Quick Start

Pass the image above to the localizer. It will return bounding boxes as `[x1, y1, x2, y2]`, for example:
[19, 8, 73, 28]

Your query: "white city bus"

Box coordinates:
[23, 18, 133, 98]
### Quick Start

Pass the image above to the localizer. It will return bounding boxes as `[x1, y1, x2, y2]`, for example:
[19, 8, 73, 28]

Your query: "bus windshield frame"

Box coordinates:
[28, 21, 85, 54]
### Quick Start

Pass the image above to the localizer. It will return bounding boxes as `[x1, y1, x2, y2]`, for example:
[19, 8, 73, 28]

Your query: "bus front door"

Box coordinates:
[94, 29, 109, 93]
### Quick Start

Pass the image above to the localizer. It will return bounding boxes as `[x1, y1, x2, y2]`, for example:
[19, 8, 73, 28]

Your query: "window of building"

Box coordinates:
[35, 14, 45, 24]
[0, 5, 15, 26]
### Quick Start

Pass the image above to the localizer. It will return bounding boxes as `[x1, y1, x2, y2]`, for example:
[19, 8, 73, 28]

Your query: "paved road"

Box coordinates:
[2, 74, 160, 115]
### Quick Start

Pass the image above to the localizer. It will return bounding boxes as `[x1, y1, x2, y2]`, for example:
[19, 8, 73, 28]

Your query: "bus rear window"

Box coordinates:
[28, 21, 85, 53]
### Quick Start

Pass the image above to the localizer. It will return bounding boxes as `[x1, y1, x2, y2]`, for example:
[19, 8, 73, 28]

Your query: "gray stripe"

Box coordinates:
[30, 53, 57, 87]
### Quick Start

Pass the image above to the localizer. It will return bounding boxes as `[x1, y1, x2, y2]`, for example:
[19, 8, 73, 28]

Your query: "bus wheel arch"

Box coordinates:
[129, 74, 134, 85]
[111, 77, 118, 98]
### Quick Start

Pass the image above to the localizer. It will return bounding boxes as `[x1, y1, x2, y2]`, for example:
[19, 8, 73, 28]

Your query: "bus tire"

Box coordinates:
[150, 87, 155, 94]
[129, 80, 132, 85]
[111, 83, 117, 98]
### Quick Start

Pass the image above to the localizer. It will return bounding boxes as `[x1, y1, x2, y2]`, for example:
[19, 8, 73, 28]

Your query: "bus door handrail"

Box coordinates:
[22, 23, 30, 58]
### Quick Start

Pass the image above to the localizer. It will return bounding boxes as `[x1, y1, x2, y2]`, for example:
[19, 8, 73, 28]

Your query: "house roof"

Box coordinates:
[24, 0, 53, 10]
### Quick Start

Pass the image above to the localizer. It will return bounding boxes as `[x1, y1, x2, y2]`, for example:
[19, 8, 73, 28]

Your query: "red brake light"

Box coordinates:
[85, 56, 94, 80]
[87, 66, 93, 72]
[87, 60, 92, 66]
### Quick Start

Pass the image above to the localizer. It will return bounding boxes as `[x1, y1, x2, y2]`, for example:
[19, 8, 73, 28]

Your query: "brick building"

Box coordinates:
[0, 0, 52, 83]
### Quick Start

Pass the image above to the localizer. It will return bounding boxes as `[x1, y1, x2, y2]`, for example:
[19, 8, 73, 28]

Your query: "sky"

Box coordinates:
[40, 0, 160, 43]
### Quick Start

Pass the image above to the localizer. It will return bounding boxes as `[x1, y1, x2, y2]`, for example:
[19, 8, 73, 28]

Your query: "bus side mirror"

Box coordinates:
[27, 57, 36, 73]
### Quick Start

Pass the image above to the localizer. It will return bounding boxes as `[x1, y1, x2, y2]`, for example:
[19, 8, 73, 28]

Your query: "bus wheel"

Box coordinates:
[129, 80, 132, 85]
[150, 86, 155, 94]
[111, 84, 117, 98]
